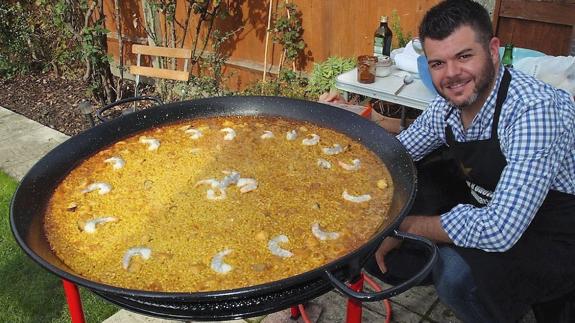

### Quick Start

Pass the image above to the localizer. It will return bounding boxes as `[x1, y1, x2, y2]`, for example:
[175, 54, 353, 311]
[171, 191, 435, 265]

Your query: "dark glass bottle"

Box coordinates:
[374, 16, 393, 57]
[502, 43, 514, 68]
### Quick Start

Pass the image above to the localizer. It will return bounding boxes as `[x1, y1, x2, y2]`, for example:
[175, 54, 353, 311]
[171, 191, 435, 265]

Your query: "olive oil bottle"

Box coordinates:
[374, 16, 393, 57]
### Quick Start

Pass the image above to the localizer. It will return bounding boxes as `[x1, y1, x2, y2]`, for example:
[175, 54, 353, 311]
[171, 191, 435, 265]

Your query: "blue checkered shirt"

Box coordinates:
[397, 65, 575, 251]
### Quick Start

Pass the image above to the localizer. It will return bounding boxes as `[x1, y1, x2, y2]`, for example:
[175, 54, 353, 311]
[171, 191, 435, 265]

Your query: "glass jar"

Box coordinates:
[375, 55, 393, 77]
[357, 55, 377, 84]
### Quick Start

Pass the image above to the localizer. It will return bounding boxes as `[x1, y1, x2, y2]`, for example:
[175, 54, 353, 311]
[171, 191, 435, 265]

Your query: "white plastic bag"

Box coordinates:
[515, 56, 575, 96]
[391, 40, 420, 74]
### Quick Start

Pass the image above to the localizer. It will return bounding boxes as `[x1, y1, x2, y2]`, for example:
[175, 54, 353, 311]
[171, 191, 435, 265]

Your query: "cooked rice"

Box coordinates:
[44, 116, 393, 292]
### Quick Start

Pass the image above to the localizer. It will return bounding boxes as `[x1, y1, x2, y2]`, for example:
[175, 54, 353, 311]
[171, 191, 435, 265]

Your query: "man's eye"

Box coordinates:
[459, 54, 472, 60]
[430, 62, 442, 69]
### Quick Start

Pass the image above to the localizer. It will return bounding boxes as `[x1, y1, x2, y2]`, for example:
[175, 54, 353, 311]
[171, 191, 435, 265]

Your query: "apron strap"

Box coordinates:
[491, 68, 511, 138]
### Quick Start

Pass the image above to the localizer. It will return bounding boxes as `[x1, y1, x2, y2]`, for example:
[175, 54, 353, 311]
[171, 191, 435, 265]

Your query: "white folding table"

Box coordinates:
[335, 68, 437, 111]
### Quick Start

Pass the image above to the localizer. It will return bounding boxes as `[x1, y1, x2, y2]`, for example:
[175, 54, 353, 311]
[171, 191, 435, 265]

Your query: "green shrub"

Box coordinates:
[390, 9, 413, 49]
[0, 1, 83, 78]
[240, 69, 310, 100]
[306, 56, 356, 96]
[0, 3, 33, 77]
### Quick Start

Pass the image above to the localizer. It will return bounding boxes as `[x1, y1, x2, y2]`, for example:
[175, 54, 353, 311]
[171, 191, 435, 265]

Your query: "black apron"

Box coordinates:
[364, 69, 575, 322]
[443, 69, 575, 322]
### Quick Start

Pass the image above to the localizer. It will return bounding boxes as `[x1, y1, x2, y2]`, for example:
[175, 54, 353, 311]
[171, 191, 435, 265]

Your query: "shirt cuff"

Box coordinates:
[440, 204, 475, 247]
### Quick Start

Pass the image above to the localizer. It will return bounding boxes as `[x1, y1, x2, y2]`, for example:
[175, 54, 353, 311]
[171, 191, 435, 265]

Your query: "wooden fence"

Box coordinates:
[493, 0, 575, 56]
[102, 0, 442, 90]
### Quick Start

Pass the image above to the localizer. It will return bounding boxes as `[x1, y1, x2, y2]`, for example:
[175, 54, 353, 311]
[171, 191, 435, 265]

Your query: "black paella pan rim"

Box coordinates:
[9, 96, 417, 301]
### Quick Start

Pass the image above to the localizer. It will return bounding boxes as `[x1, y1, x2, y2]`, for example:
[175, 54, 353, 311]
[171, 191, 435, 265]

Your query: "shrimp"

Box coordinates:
[220, 127, 236, 141]
[268, 235, 294, 258]
[322, 144, 343, 155]
[339, 159, 361, 171]
[211, 248, 233, 274]
[207, 188, 227, 200]
[302, 134, 320, 146]
[342, 190, 372, 203]
[220, 170, 240, 188]
[286, 129, 297, 141]
[139, 136, 160, 151]
[81, 182, 112, 195]
[195, 171, 238, 189]
[122, 247, 152, 270]
[195, 178, 220, 189]
[104, 156, 125, 170]
[261, 130, 274, 139]
[184, 128, 203, 140]
[195, 171, 256, 199]
[196, 171, 241, 200]
[317, 158, 332, 169]
[83, 216, 118, 233]
[311, 222, 340, 241]
[237, 178, 258, 193]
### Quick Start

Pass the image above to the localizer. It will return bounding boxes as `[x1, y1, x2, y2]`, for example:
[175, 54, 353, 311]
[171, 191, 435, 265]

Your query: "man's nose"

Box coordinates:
[445, 62, 460, 77]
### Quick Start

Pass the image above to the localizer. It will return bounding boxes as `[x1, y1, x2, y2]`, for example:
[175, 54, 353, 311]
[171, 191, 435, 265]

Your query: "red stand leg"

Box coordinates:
[290, 305, 301, 319]
[62, 279, 86, 323]
[346, 274, 364, 323]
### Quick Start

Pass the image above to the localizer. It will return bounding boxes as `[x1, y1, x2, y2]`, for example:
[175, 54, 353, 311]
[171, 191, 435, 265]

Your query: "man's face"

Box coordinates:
[423, 25, 499, 110]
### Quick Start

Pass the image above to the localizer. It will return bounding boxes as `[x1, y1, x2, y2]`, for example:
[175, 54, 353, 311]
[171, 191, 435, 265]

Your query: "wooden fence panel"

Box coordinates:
[103, 0, 441, 90]
[494, 0, 575, 56]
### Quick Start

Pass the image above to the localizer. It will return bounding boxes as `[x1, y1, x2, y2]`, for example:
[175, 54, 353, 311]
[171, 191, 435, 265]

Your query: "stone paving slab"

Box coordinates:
[0, 107, 13, 117]
[261, 303, 322, 323]
[0, 108, 69, 180]
[101, 310, 188, 323]
[427, 301, 461, 323]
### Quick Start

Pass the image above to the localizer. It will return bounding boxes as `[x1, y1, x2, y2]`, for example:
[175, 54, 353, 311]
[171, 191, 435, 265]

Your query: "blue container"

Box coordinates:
[498, 47, 545, 62]
[417, 55, 437, 95]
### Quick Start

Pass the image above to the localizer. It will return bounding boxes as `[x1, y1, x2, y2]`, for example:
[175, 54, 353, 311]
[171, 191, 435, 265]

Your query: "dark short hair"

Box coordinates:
[419, 0, 493, 46]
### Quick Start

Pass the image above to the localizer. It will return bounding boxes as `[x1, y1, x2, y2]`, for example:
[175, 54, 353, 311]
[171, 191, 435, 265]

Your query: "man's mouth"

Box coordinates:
[445, 79, 470, 90]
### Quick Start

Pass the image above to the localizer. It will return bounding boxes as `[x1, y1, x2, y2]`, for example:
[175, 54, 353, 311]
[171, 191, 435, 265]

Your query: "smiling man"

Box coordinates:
[362, 0, 575, 322]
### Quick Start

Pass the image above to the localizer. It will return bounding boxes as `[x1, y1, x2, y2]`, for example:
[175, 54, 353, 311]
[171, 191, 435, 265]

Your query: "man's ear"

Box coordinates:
[489, 37, 501, 65]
